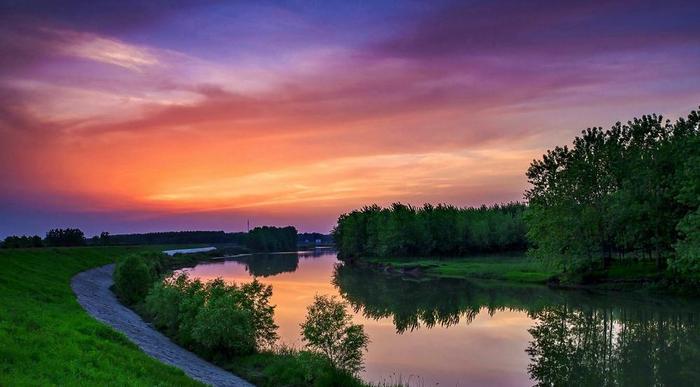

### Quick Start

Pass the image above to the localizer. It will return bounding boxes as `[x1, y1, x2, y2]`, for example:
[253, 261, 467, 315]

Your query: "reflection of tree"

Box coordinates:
[232, 253, 299, 277]
[527, 306, 700, 386]
[332, 264, 557, 333]
[334, 262, 700, 384]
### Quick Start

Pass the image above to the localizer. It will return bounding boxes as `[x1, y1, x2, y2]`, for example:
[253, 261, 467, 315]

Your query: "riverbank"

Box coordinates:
[116, 249, 369, 387]
[359, 254, 557, 284]
[0, 246, 203, 386]
[73, 263, 252, 386]
[355, 254, 697, 293]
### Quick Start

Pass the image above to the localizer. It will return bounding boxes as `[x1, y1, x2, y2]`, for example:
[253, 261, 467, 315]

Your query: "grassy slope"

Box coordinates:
[0, 246, 203, 387]
[365, 254, 558, 284]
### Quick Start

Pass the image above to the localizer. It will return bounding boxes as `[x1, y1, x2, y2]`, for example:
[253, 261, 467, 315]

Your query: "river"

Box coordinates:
[177, 250, 700, 386]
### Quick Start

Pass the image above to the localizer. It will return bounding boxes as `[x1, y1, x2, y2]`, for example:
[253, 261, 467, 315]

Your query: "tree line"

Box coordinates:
[333, 202, 527, 259]
[1, 228, 86, 248]
[525, 108, 700, 275]
[97, 231, 249, 246]
[2, 227, 301, 253]
[246, 226, 298, 252]
[333, 108, 700, 280]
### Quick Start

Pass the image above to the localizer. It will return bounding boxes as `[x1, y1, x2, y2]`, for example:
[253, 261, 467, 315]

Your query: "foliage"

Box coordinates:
[365, 254, 555, 284]
[228, 347, 364, 387]
[1, 234, 43, 248]
[240, 279, 279, 348]
[44, 228, 85, 246]
[671, 135, 700, 276]
[113, 254, 155, 305]
[247, 226, 298, 252]
[113, 252, 168, 305]
[333, 202, 527, 259]
[301, 295, 370, 375]
[143, 274, 278, 357]
[103, 230, 249, 246]
[191, 279, 257, 357]
[0, 246, 203, 386]
[525, 108, 700, 276]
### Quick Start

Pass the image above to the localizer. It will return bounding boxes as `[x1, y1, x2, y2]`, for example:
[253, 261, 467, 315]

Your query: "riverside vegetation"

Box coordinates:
[113, 251, 371, 387]
[334, 108, 700, 291]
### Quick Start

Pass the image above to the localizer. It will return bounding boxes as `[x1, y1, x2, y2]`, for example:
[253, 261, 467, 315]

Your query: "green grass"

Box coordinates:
[0, 246, 203, 386]
[365, 254, 558, 284]
[604, 261, 661, 280]
[227, 349, 365, 387]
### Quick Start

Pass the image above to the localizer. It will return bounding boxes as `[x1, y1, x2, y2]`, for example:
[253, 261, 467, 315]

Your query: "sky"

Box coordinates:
[1, 0, 699, 237]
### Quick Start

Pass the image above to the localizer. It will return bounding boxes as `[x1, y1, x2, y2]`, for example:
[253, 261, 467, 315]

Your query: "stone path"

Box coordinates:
[71, 264, 253, 387]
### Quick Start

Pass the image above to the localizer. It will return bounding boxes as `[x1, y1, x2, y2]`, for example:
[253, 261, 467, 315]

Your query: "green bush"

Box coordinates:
[228, 348, 364, 387]
[192, 280, 256, 357]
[113, 251, 171, 305]
[144, 280, 183, 335]
[135, 262, 367, 385]
[301, 294, 369, 375]
[143, 275, 276, 358]
[113, 254, 155, 305]
[240, 279, 279, 349]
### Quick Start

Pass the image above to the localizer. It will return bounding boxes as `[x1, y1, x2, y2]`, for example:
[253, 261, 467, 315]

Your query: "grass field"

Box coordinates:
[0, 246, 203, 386]
[365, 254, 559, 284]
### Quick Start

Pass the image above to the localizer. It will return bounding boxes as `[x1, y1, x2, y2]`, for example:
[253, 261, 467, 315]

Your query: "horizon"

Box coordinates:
[2, 1, 700, 238]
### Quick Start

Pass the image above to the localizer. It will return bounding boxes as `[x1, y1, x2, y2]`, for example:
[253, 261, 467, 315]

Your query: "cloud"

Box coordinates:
[1, 0, 699, 236]
[374, 0, 700, 60]
[59, 30, 159, 70]
[143, 149, 532, 210]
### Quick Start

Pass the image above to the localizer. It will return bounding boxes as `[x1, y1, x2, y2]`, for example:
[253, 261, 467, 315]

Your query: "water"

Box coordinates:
[163, 247, 217, 256]
[178, 250, 700, 386]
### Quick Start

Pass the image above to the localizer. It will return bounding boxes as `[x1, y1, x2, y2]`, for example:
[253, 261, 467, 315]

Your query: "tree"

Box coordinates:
[332, 202, 527, 259]
[300, 295, 369, 374]
[113, 254, 155, 305]
[1, 235, 43, 248]
[45, 228, 85, 246]
[525, 108, 700, 276]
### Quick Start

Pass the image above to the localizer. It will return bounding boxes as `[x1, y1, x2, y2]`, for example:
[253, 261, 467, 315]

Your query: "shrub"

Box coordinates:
[228, 347, 363, 387]
[144, 279, 183, 335]
[240, 279, 279, 349]
[113, 254, 155, 305]
[192, 279, 256, 357]
[113, 252, 170, 305]
[300, 294, 369, 375]
[143, 275, 277, 357]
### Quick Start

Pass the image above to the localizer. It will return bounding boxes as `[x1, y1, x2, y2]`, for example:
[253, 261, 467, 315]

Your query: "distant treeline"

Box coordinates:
[1, 228, 86, 248]
[333, 202, 527, 259]
[102, 231, 248, 246]
[247, 226, 298, 252]
[2, 226, 309, 252]
[525, 108, 700, 274]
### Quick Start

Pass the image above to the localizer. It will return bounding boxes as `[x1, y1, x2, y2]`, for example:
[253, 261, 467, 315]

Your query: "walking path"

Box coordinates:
[71, 264, 253, 387]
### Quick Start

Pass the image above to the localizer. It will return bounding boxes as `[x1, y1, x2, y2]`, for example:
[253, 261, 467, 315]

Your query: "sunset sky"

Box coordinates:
[1, 0, 699, 237]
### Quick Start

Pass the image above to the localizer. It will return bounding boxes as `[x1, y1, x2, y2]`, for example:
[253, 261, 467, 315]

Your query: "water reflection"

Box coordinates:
[224, 249, 332, 277]
[527, 306, 700, 386]
[333, 263, 566, 333]
[181, 251, 700, 386]
[229, 253, 299, 277]
[333, 263, 700, 386]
